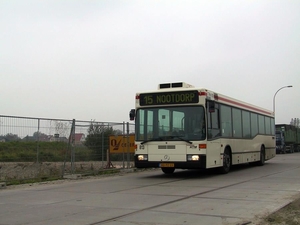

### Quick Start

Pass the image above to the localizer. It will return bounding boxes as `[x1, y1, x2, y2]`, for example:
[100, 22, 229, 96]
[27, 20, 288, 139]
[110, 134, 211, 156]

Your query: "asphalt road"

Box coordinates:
[1, 153, 300, 225]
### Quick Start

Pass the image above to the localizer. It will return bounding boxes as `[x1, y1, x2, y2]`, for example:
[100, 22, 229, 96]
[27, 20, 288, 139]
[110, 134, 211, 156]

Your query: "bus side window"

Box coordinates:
[220, 105, 232, 137]
[207, 101, 220, 139]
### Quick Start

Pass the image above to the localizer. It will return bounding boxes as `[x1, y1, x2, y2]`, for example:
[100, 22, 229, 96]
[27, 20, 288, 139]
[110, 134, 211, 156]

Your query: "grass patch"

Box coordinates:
[6, 176, 61, 186]
[5, 168, 122, 186]
[0, 141, 96, 162]
[263, 196, 300, 225]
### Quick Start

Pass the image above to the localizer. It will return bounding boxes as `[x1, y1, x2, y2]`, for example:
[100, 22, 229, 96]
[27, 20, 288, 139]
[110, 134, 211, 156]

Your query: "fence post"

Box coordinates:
[126, 122, 130, 169]
[71, 119, 75, 174]
[123, 122, 125, 169]
[101, 123, 104, 168]
[36, 119, 40, 163]
[62, 119, 75, 177]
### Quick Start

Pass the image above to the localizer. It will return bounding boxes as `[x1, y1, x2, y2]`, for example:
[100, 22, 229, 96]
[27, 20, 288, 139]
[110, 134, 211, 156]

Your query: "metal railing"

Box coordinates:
[0, 115, 135, 183]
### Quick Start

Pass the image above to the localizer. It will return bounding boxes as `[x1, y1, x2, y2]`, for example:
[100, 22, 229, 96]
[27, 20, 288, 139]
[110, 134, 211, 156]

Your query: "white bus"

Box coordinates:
[129, 82, 276, 174]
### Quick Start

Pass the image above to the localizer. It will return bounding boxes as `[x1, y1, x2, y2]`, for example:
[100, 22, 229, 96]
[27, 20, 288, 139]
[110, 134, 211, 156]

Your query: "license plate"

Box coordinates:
[160, 163, 174, 167]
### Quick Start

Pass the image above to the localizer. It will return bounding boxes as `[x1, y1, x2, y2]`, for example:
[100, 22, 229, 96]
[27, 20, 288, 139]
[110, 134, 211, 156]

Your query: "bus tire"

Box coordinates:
[219, 148, 231, 174]
[256, 146, 265, 166]
[161, 168, 175, 174]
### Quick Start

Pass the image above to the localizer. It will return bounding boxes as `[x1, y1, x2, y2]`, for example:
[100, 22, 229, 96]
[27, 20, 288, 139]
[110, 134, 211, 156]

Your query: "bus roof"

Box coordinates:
[136, 82, 273, 117]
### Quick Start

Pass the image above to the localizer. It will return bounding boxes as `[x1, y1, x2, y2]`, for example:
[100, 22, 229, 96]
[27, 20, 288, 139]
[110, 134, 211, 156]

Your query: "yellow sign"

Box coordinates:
[109, 135, 135, 154]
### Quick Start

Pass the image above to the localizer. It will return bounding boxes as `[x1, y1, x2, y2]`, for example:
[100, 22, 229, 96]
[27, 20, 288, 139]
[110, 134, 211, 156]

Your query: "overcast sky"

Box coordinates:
[1, 0, 299, 124]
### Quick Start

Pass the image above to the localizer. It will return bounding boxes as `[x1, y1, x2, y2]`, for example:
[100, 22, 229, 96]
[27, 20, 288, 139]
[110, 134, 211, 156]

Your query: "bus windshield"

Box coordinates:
[135, 106, 206, 142]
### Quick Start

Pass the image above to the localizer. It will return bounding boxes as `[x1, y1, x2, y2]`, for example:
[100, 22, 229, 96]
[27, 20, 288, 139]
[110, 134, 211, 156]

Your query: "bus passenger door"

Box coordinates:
[207, 140, 222, 167]
[206, 101, 222, 167]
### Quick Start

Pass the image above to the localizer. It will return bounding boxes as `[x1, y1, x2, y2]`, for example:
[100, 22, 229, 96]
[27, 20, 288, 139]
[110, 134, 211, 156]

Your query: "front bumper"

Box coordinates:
[134, 155, 206, 169]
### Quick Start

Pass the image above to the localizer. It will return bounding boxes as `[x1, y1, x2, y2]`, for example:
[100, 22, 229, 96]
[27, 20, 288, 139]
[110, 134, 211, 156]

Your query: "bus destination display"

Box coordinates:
[139, 91, 199, 106]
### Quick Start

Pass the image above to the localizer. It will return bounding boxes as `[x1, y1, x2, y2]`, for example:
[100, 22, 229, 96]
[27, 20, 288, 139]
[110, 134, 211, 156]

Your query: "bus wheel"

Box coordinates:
[161, 168, 175, 174]
[256, 146, 265, 166]
[219, 148, 231, 174]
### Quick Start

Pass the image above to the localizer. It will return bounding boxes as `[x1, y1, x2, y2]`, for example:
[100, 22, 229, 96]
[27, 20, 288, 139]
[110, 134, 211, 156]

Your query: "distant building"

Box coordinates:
[74, 133, 85, 145]
[23, 135, 68, 143]
[23, 134, 50, 142]
[23, 135, 38, 142]
[21, 133, 85, 144]
[49, 135, 68, 143]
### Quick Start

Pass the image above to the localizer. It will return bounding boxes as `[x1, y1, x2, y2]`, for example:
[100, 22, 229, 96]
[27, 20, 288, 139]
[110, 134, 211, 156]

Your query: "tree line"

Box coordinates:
[290, 118, 300, 128]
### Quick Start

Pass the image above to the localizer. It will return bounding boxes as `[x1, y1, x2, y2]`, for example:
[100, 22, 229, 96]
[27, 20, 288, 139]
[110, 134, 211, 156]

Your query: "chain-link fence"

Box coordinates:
[0, 115, 135, 184]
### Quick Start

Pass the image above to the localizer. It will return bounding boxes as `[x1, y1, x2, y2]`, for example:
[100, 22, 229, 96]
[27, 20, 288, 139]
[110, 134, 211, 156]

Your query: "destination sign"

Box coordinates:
[139, 90, 199, 106]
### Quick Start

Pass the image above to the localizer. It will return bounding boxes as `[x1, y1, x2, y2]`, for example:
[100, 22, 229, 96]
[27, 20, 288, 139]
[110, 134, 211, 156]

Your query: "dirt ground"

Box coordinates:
[0, 161, 133, 182]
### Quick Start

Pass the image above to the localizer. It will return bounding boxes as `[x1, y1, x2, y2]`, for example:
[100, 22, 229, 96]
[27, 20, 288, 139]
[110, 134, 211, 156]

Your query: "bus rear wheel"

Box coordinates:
[219, 148, 231, 174]
[161, 167, 175, 174]
[256, 146, 265, 166]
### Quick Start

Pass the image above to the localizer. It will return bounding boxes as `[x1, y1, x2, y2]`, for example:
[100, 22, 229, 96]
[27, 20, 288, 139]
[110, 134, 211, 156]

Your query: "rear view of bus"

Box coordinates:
[129, 82, 275, 174]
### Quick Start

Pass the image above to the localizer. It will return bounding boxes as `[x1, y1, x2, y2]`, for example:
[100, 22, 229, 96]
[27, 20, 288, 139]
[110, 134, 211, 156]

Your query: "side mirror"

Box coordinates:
[129, 109, 135, 121]
[209, 101, 215, 113]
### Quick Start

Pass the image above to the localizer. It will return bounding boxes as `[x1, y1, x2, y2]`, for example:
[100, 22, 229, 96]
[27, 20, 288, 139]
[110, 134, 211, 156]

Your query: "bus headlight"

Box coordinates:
[137, 154, 148, 161]
[187, 155, 200, 161]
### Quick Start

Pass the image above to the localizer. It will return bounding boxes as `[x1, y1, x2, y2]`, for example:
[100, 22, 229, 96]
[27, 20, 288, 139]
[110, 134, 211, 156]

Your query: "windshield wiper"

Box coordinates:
[141, 136, 193, 145]
[141, 137, 163, 145]
[162, 135, 193, 144]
